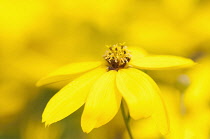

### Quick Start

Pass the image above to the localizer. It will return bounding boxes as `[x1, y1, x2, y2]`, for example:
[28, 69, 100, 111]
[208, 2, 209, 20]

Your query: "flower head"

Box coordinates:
[37, 43, 195, 134]
[104, 44, 131, 70]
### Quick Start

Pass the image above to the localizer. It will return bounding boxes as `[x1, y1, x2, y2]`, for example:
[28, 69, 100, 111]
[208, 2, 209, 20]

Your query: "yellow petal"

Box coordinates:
[37, 61, 102, 86]
[116, 68, 169, 135]
[81, 70, 121, 133]
[151, 95, 170, 135]
[130, 55, 195, 70]
[116, 68, 154, 119]
[42, 66, 106, 126]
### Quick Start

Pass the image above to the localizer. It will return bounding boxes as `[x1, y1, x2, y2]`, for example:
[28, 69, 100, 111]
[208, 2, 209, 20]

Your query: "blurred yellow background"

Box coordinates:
[0, 0, 209, 139]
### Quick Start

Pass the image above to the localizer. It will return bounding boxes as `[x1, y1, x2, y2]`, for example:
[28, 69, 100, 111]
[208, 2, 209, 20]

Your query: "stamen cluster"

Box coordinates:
[104, 43, 131, 70]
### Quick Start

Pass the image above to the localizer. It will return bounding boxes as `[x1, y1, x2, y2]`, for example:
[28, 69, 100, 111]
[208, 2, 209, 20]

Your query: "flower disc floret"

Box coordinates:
[104, 43, 131, 70]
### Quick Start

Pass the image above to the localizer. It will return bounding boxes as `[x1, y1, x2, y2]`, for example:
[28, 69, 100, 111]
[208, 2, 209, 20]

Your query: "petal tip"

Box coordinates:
[180, 60, 197, 69]
[81, 117, 96, 134]
[42, 117, 46, 123]
[81, 124, 93, 134]
[36, 76, 54, 87]
[36, 80, 43, 87]
[191, 61, 198, 66]
[43, 122, 49, 128]
[36, 77, 49, 87]
[82, 129, 91, 134]
[160, 127, 170, 135]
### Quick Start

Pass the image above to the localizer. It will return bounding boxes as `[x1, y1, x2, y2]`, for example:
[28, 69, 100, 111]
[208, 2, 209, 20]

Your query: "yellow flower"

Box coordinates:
[37, 43, 195, 134]
[184, 57, 210, 112]
[123, 85, 210, 139]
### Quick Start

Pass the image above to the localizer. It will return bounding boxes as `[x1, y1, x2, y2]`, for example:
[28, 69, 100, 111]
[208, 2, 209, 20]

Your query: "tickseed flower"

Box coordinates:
[37, 43, 195, 134]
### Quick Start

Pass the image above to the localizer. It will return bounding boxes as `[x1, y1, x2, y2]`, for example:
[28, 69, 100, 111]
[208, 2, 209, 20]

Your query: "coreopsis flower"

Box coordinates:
[37, 43, 194, 134]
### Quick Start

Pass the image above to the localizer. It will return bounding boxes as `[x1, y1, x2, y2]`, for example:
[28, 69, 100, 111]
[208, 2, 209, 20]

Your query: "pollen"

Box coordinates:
[104, 43, 131, 70]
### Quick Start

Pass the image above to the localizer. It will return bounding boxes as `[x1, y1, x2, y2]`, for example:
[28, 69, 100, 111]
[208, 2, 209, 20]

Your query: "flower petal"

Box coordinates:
[116, 68, 169, 135]
[130, 55, 195, 70]
[116, 68, 154, 119]
[81, 70, 121, 133]
[151, 94, 170, 135]
[37, 61, 102, 86]
[42, 66, 106, 126]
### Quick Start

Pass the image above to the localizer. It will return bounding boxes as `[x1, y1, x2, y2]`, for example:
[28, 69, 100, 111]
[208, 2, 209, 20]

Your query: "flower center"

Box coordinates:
[104, 43, 131, 70]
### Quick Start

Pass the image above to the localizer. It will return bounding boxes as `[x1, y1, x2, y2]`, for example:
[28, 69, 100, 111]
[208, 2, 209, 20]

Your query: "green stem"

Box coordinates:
[121, 101, 134, 139]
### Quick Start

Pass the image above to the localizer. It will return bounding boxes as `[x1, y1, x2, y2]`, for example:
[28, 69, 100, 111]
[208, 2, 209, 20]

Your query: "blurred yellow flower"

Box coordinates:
[37, 43, 194, 134]
[124, 85, 210, 139]
[184, 57, 210, 112]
